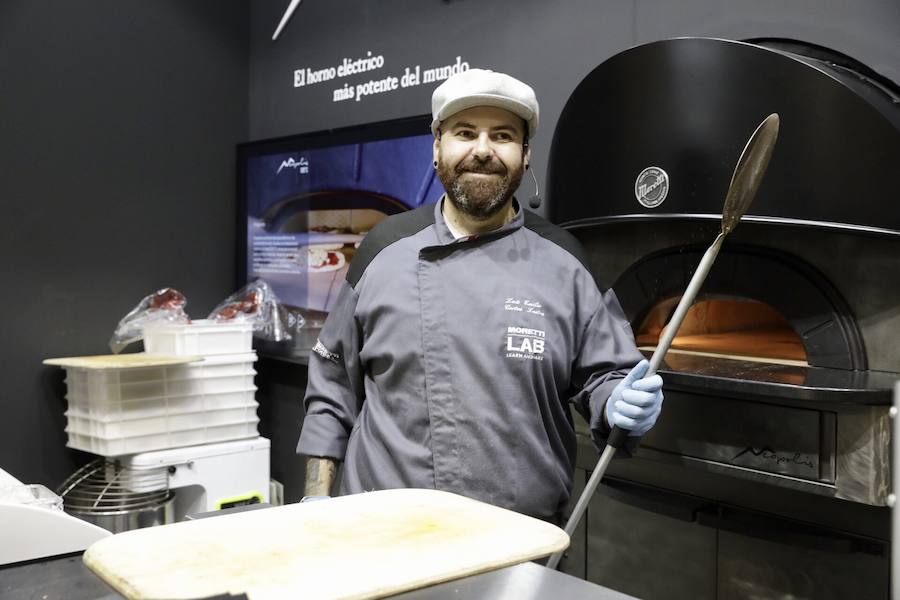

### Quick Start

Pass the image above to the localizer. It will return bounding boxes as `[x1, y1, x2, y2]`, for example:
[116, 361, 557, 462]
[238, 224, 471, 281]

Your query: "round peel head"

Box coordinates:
[721, 113, 780, 235]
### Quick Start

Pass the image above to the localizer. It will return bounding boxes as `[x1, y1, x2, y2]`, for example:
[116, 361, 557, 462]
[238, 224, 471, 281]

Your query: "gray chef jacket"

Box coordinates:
[297, 199, 643, 519]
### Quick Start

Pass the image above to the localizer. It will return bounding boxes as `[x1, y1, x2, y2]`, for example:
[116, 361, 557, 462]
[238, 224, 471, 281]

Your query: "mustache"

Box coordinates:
[456, 158, 507, 175]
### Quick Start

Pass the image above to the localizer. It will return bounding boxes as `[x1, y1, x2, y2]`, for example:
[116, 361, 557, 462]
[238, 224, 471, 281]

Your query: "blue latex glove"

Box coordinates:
[605, 359, 664, 436]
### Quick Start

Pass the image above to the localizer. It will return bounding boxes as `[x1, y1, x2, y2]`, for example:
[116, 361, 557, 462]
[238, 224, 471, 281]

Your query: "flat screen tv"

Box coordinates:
[237, 115, 444, 358]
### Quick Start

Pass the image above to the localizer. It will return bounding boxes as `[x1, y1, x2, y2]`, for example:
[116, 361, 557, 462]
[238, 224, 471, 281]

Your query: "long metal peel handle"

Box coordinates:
[545, 232, 726, 571]
[545, 435, 619, 569]
[647, 231, 725, 377]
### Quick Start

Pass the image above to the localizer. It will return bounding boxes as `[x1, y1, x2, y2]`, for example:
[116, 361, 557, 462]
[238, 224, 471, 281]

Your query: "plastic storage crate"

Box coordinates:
[65, 418, 260, 456]
[143, 319, 253, 356]
[64, 353, 257, 404]
[62, 353, 259, 456]
[66, 404, 258, 437]
[66, 388, 258, 421]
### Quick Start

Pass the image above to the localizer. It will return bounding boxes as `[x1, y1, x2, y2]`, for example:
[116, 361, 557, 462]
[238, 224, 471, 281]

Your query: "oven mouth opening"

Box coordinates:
[635, 296, 809, 367]
[611, 242, 867, 371]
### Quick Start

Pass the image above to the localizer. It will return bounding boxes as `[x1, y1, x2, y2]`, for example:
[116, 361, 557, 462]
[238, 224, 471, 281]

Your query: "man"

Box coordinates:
[297, 69, 663, 520]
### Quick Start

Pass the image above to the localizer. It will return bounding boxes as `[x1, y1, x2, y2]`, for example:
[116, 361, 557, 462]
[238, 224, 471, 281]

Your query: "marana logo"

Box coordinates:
[277, 156, 309, 175]
[732, 446, 815, 470]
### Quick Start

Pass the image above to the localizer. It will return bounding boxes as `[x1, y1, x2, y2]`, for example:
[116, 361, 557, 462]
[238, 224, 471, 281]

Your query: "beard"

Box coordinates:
[437, 154, 524, 220]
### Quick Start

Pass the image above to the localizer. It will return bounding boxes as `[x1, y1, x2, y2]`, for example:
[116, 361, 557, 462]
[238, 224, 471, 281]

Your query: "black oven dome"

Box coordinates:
[547, 38, 900, 235]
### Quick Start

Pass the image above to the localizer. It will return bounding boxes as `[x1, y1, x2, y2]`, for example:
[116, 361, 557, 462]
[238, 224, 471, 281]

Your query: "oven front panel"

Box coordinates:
[641, 390, 833, 484]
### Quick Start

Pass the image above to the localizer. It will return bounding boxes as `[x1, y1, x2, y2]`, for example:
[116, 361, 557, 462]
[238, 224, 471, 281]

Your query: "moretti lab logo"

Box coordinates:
[634, 166, 669, 208]
[505, 325, 546, 361]
[277, 156, 309, 175]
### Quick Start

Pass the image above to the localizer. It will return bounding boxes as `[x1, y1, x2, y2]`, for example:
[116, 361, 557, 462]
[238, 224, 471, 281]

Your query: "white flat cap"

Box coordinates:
[431, 68, 539, 139]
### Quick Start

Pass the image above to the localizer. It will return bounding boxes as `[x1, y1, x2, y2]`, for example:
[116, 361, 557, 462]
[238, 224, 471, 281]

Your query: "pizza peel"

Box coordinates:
[83, 489, 568, 599]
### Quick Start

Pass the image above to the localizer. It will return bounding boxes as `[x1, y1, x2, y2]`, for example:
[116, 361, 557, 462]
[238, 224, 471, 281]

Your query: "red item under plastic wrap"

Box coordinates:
[148, 289, 186, 311]
[208, 280, 297, 342]
[211, 291, 260, 321]
[109, 288, 190, 353]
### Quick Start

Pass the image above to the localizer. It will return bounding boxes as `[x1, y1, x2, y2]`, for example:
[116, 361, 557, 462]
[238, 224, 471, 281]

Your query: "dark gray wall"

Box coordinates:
[0, 1, 249, 486]
[249, 0, 900, 219]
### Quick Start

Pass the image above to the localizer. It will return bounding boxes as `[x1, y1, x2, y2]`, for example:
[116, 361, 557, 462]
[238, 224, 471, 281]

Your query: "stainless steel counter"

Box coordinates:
[1, 553, 122, 600]
[392, 561, 637, 600]
[1, 553, 636, 600]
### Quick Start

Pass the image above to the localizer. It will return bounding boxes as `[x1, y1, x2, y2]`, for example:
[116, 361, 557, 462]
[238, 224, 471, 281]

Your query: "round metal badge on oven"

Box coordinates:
[634, 166, 669, 208]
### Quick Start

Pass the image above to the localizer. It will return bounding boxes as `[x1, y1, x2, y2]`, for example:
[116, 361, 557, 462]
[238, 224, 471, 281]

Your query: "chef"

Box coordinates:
[297, 68, 664, 521]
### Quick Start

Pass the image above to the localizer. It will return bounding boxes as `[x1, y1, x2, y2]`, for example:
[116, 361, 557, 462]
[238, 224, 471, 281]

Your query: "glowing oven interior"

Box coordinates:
[635, 297, 808, 367]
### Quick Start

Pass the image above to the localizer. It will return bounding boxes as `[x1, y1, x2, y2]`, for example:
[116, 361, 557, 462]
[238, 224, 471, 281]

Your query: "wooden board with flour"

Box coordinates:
[83, 488, 569, 600]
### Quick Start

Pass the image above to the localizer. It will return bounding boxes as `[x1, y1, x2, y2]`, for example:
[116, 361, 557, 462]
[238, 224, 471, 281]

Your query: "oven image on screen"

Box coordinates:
[238, 116, 444, 349]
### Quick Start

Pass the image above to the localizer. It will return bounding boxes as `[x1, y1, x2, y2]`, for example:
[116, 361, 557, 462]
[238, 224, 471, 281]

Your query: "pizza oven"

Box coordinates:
[547, 37, 900, 598]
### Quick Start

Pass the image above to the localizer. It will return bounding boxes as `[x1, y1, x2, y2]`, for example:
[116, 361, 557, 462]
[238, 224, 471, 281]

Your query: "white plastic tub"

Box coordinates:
[65, 404, 258, 438]
[66, 374, 256, 403]
[65, 419, 260, 456]
[65, 388, 258, 422]
[64, 353, 257, 404]
[144, 320, 253, 356]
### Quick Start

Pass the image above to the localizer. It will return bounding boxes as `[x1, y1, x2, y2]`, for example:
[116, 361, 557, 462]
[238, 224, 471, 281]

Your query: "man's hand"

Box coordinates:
[605, 359, 663, 436]
[303, 456, 338, 498]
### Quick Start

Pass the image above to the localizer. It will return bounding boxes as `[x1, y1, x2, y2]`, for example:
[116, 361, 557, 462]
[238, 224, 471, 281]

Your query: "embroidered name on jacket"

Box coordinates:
[504, 297, 545, 316]
[312, 339, 341, 364]
[506, 326, 546, 360]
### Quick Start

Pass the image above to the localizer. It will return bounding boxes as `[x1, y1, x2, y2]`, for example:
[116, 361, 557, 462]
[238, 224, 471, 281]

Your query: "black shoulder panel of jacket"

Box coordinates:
[523, 209, 609, 292]
[346, 204, 436, 287]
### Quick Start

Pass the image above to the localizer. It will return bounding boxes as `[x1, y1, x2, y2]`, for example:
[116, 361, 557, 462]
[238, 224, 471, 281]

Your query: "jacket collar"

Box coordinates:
[433, 195, 524, 245]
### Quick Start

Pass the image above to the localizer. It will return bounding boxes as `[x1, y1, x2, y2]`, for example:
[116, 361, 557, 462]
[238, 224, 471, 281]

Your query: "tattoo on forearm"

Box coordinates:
[305, 457, 337, 496]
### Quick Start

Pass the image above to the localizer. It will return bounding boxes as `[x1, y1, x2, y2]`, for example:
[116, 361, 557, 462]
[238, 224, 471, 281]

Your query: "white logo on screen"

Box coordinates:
[277, 156, 309, 175]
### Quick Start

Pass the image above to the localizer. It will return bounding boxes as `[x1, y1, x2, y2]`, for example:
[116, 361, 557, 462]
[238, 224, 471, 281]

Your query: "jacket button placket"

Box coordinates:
[417, 247, 460, 492]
